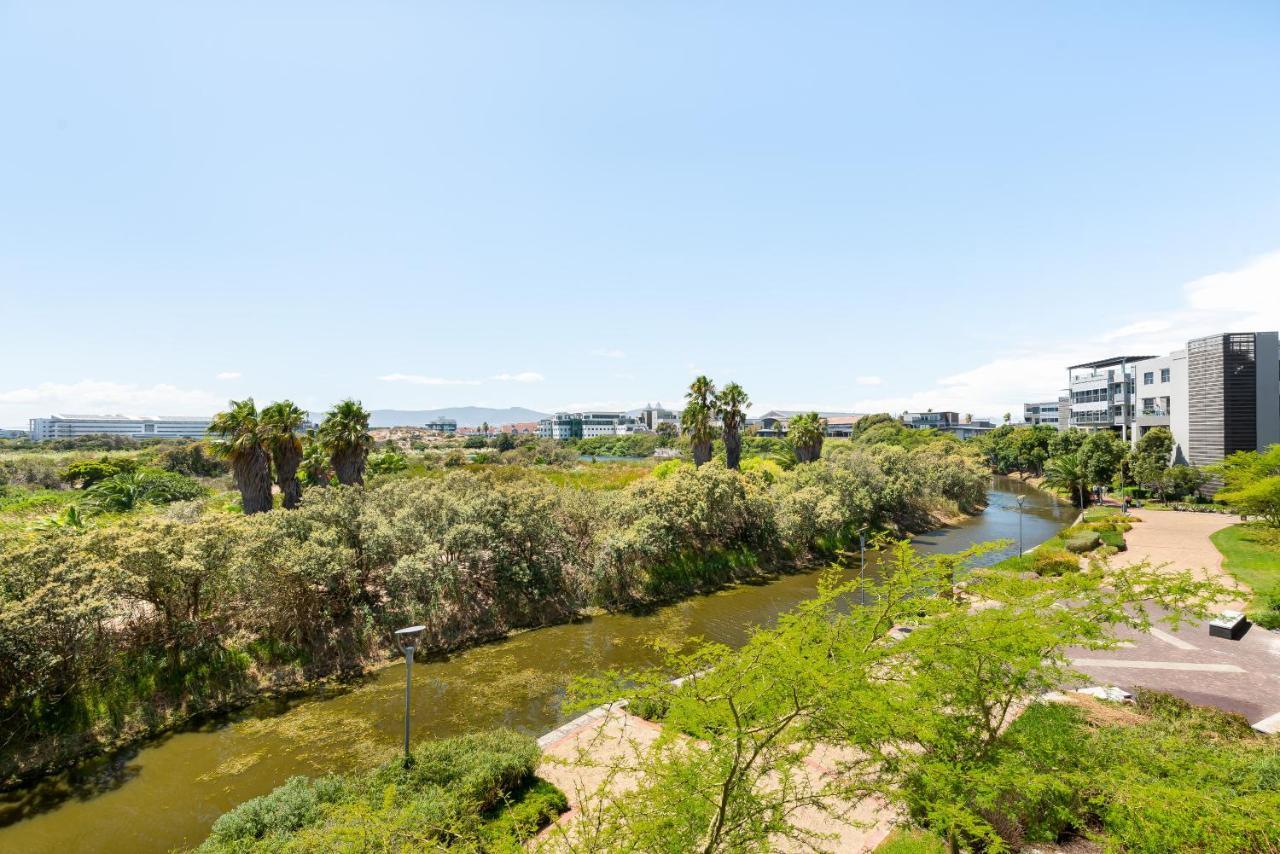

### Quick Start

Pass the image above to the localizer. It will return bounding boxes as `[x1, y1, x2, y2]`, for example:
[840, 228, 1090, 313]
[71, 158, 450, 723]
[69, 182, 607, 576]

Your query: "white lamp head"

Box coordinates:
[395, 625, 426, 651]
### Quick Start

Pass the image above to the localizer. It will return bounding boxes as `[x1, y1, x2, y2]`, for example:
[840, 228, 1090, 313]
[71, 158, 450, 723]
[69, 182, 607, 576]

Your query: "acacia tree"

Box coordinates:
[261, 401, 307, 509]
[209, 399, 274, 514]
[564, 541, 1228, 853]
[318, 399, 373, 486]
[716, 382, 751, 470]
[788, 412, 825, 463]
[681, 376, 718, 467]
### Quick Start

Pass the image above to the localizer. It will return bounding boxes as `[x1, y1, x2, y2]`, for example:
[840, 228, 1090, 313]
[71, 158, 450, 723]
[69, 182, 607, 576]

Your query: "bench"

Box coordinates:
[1209, 611, 1248, 641]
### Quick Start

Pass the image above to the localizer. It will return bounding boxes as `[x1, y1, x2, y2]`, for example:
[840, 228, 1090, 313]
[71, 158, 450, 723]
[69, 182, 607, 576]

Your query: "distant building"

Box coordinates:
[1022, 398, 1070, 430]
[28, 414, 212, 442]
[754, 410, 865, 438]
[499, 421, 541, 435]
[424, 418, 458, 434]
[538, 411, 649, 439]
[637, 402, 680, 433]
[0, 428, 27, 439]
[902, 411, 997, 439]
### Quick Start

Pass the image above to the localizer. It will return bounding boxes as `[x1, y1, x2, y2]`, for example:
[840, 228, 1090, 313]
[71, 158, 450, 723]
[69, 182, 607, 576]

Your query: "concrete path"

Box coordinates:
[1113, 507, 1249, 609]
[534, 705, 896, 852]
[1070, 507, 1280, 732]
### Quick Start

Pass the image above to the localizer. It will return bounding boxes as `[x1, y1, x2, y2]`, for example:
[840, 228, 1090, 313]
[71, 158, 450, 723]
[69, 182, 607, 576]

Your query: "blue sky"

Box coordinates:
[3, 1, 1279, 427]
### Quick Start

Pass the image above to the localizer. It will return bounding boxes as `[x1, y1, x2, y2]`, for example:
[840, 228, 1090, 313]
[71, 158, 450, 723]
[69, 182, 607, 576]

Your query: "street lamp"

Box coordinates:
[1016, 495, 1026, 555]
[395, 624, 426, 765]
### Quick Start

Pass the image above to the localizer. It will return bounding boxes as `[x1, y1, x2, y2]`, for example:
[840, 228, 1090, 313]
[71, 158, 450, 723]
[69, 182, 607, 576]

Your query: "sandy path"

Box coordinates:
[1115, 507, 1249, 610]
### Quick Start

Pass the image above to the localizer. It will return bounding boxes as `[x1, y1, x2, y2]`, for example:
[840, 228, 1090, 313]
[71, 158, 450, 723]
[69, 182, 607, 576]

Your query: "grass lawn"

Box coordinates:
[875, 829, 946, 853]
[1211, 522, 1280, 609]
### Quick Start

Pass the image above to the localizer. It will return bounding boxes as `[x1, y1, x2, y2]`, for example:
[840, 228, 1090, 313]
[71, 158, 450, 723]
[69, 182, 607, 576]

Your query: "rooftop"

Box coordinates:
[1066, 356, 1157, 371]
[43, 413, 211, 422]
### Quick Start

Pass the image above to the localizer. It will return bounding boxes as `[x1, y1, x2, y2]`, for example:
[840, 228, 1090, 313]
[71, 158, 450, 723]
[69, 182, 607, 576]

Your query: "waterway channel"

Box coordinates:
[0, 476, 1068, 853]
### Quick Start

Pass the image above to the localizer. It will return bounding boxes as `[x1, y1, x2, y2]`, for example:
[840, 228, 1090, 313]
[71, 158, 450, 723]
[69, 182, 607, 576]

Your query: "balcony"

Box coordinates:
[1135, 407, 1170, 427]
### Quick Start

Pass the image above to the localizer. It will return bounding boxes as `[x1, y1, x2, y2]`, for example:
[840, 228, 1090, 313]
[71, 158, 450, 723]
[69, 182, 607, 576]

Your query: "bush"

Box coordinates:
[1252, 594, 1280, 630]
[1031, 548, 1079, 576]
[1098, 529, 1127, 551]
[1064, 531, 1102, 553]
[198, 729, 559, 852]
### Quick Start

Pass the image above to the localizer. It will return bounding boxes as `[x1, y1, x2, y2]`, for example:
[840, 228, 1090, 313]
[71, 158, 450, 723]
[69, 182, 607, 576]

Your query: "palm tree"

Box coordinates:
[789, 412, 826, 464]
[1045, 452, 1089, 507]
[300, 431, 332, 486]
[681, 375, 717, 467]
[261, 401, 307, 509]
[318, 399, 373, 485]
[716, 382, 751, 470]
[209, 399, 274, 514]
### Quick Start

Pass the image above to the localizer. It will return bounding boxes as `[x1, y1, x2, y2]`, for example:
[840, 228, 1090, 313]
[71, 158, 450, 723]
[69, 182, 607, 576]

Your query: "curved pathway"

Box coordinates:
[1070, 508, 1280, 731]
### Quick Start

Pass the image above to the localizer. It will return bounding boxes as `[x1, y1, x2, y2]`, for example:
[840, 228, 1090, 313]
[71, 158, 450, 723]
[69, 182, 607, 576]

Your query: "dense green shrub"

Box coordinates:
[1098, 529, 1127, 551]
[1031, 547, 1079, 576]
[198, 729, 556, 852]
[1064, 531, 1102, 553]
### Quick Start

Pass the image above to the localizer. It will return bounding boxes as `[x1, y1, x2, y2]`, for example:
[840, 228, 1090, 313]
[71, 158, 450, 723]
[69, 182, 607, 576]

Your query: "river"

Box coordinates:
[0, 476, 1068, 852]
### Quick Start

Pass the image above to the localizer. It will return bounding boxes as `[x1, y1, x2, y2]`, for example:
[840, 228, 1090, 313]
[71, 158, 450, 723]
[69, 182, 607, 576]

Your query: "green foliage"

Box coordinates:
[1080, 430, 1128, 488]
[317, 399, 373, 486]
[491, 431, 517, 452]
[565, 540, 1229, 852]
[975, 423, 1058, 475]
[1211, 445, 1280, 527]
[1210, 522, 1280, 623]
[464, 434, 488, 449]
[1030, 547, 1079, 575]
[59, 456, 139, 488]
[788, 411, 825, 463]
[199, 730, 559, 852]
[574, 433, 661, 458]
[81, 469, 206, 513]
[1045, 451, 1089, 506]
[1063, 531, 1102, 553]
[155, 442, 230, 477]
[366, 449, 409, 477]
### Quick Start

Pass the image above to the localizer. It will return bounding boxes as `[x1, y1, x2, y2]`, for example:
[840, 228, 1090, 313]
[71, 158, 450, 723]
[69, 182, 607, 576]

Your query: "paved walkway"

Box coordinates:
[534, 706, 896, 852]
[1070, 507, 1280, 732]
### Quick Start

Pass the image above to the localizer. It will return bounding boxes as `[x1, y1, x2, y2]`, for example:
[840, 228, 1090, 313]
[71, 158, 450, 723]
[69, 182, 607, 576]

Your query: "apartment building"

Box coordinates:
[754, 410, 865, 438]
[28, 414, 212, 442]
[637, 403, 680, 433]
[902, 411, 998, 439]
[1066, 355, 1154, 438]
[1022, 397, 1069, 429]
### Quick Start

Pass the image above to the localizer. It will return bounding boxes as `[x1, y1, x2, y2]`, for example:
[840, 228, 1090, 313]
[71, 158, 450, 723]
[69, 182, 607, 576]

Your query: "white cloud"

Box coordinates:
[0, 380, 224, 423]
[215, 371, 241, 380]
[378, 373, 481, 386]
[592, 348, 627, 359]
[855, 376, 883, 386]
[855, 250, 1280, 418]
[491, 372, 545, 383]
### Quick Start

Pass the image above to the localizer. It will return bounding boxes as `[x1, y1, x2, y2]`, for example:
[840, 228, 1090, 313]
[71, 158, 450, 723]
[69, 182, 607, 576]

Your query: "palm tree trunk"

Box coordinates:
[274, 445, 303, 509]
[235, 446, 274, 514]
[332, 449, 366, 485]
[724, 430, 741, 469]
[692, 439, 712, 467]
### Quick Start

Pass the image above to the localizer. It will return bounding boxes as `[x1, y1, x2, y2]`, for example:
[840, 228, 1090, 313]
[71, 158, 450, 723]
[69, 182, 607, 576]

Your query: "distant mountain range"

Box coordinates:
[327, 407, 550, 429]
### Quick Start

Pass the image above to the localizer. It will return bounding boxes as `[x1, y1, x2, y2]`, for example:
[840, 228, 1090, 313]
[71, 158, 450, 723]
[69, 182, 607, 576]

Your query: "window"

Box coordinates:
[1142, 398, 1154, 409]
[1143, 371, 1154, 384]
[1161, 368, 1170, 382]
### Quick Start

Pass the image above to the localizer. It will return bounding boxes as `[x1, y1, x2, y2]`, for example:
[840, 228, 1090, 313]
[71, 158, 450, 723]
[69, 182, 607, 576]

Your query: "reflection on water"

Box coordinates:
[0, 477, 1067, 853]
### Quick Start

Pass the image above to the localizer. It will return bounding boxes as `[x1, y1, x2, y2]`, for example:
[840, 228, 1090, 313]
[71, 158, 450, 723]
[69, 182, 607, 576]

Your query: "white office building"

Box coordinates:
[28, 414, 212, 442]
[1066, 355, 1154, 438]
[538, 411, 649, 439]
[1132, 332, 1279, 471]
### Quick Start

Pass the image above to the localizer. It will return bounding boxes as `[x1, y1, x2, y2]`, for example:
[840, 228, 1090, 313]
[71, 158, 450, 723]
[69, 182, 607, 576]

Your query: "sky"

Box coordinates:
[2, 1, 1279, 428]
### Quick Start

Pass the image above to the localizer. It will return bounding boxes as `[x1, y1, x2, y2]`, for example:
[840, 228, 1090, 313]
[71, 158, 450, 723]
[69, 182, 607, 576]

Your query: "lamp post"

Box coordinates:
[1016, 495, 1026, 555]
[395, 625, 426, 765]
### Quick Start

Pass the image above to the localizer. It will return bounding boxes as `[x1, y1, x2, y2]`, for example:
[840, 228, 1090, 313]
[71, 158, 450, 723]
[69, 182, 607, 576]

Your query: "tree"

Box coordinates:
[1079, 430, 1126, 489]
[318, 399, 373, 486]
[655, 421, 678, 445]
[300, 432, 332, 486]
[367, 449, 409, 476]
[716, 382, 751, 470]
[209, 399, 274, 514]
[59, 457, 137, 489]
[1045, 451, 1089, 507]
[681, 376, 718, 467]
[492, 432, 516, 452]
[788, 412, 825, 463]
[1213, 445, 1280, 526]
[261, 401, 307, 509]
[1161, 464, 1206, 502]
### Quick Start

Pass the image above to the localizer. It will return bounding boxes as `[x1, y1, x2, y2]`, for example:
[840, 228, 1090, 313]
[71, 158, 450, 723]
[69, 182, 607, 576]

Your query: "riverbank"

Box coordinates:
[0, 477, 1062, 853]
[0, 475, 987, 791]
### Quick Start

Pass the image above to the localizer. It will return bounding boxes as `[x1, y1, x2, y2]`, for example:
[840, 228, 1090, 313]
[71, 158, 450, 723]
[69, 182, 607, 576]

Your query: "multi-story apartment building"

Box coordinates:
[754, 410, 865, 438]
[1065, 355, 1154, 438]
[1022, 397, 1069, 429]
[28, 414, 212, 442]
[902, 411, 998, 439]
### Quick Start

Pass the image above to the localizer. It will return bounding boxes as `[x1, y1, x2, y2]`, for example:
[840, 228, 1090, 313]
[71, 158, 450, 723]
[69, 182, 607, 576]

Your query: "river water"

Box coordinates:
[0, 477, 1068, 853]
